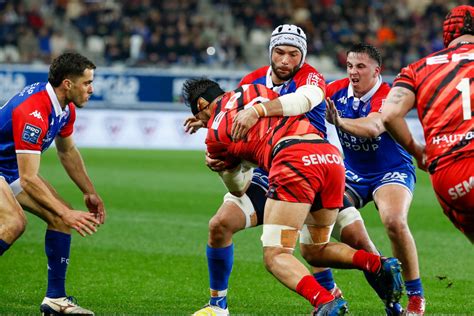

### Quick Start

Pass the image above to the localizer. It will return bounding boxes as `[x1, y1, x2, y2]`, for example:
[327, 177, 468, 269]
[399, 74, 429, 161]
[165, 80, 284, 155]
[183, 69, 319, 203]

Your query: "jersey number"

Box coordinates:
[456, 78, 472, 120]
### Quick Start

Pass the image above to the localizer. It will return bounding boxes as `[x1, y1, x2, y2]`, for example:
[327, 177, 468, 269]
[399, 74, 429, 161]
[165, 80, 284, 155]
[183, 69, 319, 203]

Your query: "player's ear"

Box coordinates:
[374, 65, 381, 77]
[63, 78, 73, 90]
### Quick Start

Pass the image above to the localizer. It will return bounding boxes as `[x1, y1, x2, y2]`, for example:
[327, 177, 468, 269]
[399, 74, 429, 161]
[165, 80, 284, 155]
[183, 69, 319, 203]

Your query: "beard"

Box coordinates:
[271, 61, 300, 82]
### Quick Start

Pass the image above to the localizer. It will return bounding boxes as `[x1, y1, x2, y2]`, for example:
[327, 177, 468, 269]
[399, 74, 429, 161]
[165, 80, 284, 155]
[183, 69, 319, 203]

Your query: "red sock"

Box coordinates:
[295, 275, 334, 307]
[352, 249, 381, 273]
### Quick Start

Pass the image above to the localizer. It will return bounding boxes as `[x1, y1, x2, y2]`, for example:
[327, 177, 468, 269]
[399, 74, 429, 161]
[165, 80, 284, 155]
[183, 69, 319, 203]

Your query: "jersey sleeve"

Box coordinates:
[58, 103, 76, 138]
[369, 83, 390, 113]
[326, 81, 336, 98]
[294, 65, 326, 93]
[12, 105, 48, 154]
[238, 76, 249, 86]
[206, 138, 241, 170]
[392, 65, 416, 93]
[239, 66, 268, 86]
[325, 78, 349, 100]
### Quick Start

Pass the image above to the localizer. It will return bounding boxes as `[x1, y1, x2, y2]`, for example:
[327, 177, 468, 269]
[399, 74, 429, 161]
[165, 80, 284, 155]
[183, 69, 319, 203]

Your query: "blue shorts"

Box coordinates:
[0, 168, 19, 185]
[345, 164, 416, 209]
[251, 167, 269, 191]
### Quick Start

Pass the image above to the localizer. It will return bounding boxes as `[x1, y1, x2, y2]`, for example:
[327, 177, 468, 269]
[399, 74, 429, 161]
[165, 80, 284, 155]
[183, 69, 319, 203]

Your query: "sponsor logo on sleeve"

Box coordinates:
[29, 110, 44, 121]
[306, 72, 322, 86]
[21, 123, 42, 144]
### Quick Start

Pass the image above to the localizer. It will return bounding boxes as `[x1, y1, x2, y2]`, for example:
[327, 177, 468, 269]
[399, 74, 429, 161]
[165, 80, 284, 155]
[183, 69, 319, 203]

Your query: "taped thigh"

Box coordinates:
[299, 223, 334, 245]
[261, 224, 299, 250]
[223, 192, 257, 228]
[331, 206, 364, 240]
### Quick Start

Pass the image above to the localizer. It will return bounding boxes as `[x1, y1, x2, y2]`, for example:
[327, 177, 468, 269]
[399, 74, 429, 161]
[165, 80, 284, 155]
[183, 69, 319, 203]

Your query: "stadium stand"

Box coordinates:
[0, 0, 468, 74]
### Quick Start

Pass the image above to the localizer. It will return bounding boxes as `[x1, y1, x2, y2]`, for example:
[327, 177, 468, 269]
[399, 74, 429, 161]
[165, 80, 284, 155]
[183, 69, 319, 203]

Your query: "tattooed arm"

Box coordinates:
[382, 86, 427, 170]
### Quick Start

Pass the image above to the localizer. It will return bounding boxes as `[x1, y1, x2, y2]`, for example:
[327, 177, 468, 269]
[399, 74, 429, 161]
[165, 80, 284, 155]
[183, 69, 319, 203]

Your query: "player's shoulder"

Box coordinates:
[299, 62, 320, 73]
[374, 81, 391, 97]
[9, 82, 47, 104]
[12, 84, 51, 115]
[240, 66, 269, 85]
[327, 78, 350, 97]
[294, 63, 323, 79]
[405, 45, 457, 71]
[292, 63, 325, 89]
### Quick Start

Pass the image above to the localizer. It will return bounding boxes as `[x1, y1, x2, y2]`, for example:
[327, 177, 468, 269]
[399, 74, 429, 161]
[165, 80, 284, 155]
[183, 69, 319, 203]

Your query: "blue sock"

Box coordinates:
[313, 269, 335, 291]
[0, 239, 11, 256]
[207, 244, 233, 309]
[405, 278, 424, 297]
[45, 230, 71, 298]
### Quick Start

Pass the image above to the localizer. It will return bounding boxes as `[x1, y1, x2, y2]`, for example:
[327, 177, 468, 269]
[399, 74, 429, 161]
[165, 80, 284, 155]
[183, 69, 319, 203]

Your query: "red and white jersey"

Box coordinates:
[239, 63, 328, 137]
[205, 84, 321, 171]
[393, 42, 474, 173]
[0, 82, 75, 183]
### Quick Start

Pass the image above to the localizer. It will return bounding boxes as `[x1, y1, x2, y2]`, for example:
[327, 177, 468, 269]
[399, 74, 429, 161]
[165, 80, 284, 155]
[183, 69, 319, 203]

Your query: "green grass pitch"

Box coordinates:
[0, 149, 473, 314]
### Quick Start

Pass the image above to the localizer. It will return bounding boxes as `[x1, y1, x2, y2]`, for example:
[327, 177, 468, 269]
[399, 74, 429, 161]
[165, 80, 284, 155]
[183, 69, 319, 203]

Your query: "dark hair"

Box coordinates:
[48, 52, 96, 87]
[182, 78, 224, 115]
[347, 43, 382, 66]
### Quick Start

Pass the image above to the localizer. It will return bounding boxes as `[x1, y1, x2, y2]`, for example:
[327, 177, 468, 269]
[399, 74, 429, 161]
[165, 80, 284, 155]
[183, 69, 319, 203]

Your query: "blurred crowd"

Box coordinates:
[0, 0, 469, 74]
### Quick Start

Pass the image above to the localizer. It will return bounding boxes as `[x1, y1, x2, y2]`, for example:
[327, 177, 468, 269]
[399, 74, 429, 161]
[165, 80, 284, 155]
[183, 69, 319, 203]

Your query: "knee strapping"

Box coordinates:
[332, 206, 363, 240]
[299, 223, 334, 245]
[261, 224, 299, 250]
[223, 192, 256, 228]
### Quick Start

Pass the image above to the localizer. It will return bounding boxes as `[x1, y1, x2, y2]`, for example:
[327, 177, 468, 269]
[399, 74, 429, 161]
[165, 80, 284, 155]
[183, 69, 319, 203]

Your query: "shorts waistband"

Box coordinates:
[272, 138, 328, 159]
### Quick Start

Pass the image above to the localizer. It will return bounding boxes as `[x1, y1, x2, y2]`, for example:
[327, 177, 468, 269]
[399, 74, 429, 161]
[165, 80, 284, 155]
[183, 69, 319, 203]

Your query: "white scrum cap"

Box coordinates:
[269, 24, 307, 68]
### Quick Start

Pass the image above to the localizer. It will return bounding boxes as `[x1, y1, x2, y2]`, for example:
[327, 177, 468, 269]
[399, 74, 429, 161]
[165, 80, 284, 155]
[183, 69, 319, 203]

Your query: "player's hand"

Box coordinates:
[325, 97, 340, 126]
[183, 116, 205, 134]
[413, 143, 427, 171]
[206, 151, 226, 172]
[231, 107, 259, 141]
[61, 209, 101, 237]
[84, 193, 106, 224]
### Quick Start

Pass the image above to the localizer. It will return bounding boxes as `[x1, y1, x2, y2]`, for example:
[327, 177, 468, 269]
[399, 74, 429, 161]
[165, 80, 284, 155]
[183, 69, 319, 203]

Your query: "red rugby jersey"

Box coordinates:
[393, 42, 474, 173]
[205, 84, 321, 171]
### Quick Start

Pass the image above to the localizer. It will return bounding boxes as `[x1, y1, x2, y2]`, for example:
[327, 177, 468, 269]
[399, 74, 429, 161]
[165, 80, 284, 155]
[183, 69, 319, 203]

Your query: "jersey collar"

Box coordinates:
[347, 75, 382, 110]
[347, 75, 382, 102]
[46, 82, 69, 116]
[266, 66, 291, 93]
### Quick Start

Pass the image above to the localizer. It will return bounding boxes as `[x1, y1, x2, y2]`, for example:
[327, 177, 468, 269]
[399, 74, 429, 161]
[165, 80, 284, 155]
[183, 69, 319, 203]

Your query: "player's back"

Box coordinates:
[205, 84, 320, 170]
[394, 42, 474, 173]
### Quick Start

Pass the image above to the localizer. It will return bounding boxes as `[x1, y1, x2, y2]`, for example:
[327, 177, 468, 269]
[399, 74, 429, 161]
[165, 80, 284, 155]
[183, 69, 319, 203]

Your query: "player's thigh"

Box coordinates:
[262, 199, 310, 252]
[306, 208, 338, 227]
[300, 208, 338, 246]
[0, 178, 25, 222]
[373, 183, 413, 220]
[264, 198, 311, 229]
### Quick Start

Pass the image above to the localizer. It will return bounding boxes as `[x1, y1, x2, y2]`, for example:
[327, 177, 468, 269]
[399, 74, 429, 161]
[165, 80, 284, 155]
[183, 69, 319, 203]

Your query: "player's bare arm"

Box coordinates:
[231, 99, 283, 141]
[232, 85, 323, 141]
[326, 97, 385, 138]
[55, 135, 106, 224]
[17, 153, 100, 236]
[382, 86, 426, 170]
